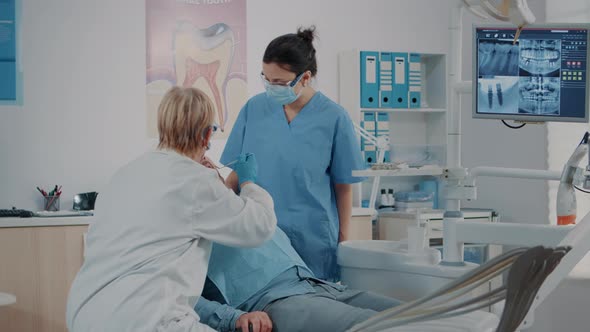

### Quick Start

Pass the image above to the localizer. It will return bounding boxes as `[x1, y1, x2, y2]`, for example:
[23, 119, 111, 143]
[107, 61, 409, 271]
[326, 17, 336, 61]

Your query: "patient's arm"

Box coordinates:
[196, 297, 273, 332]
[236, 312, 272, 332]
[196, 296, 247, 332]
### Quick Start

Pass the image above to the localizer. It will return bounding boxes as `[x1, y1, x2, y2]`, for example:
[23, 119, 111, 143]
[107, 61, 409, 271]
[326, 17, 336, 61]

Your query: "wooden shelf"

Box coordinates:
[353, 166, 444, 177]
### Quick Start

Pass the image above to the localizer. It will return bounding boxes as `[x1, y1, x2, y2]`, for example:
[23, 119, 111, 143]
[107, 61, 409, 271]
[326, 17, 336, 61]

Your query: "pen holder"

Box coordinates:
[44, 195, 60, 211]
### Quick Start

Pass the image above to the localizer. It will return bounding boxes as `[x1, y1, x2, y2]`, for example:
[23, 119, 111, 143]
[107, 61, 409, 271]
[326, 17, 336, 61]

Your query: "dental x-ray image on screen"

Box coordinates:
[477, 77, 520, 113]
[517, 39, 562, 115]
[473, 24, 590, 123]
[519, 39, 561, 77]
[479, 40, 520, 76]
[518, 76, 560, 115]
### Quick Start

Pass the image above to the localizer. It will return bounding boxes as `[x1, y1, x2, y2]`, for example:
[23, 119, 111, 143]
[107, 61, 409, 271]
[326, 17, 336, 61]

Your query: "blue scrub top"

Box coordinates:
[221, 92, 366, 281]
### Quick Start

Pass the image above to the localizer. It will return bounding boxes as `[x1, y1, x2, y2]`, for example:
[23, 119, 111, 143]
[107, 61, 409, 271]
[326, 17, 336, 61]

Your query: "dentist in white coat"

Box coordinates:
[66, 87, 277, 332]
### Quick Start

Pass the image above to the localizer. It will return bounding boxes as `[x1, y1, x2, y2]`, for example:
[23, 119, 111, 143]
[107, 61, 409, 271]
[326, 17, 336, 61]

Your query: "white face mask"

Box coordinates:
[262, 73, 304, 105]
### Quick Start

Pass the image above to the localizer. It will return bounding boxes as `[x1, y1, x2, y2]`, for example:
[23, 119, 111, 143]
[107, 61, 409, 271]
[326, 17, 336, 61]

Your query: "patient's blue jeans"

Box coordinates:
[263, 280, 402, 332]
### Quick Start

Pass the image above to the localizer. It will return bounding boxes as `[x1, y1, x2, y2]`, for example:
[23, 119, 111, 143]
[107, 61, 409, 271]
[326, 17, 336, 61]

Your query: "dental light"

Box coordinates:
[462, 0, 536, 26]
[462, 0, 535, 42]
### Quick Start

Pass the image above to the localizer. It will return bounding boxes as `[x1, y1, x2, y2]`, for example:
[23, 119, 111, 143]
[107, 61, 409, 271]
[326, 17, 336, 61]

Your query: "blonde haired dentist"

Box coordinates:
[66, 87, 277, 332]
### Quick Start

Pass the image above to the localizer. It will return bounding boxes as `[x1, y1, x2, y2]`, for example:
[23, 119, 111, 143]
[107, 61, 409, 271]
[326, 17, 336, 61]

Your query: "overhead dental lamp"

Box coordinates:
[462, 0, 536, 26]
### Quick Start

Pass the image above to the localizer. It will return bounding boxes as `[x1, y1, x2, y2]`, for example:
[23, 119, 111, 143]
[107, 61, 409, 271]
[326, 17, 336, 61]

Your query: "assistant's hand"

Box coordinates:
[234, 153, 258, 186]
[236, 311, 272, 332]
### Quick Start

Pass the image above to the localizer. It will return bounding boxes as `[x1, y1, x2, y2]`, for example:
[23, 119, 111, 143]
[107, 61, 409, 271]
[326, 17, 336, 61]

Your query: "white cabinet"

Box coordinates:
[377, 209, 502, 267]
[338, 50, 448, 208]
[349, 208, 377, 240]
[377, 209, 494, 242]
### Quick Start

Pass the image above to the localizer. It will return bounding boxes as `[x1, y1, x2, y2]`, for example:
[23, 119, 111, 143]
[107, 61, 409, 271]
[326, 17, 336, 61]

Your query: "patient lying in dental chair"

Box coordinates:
[195, 227, 402, 332]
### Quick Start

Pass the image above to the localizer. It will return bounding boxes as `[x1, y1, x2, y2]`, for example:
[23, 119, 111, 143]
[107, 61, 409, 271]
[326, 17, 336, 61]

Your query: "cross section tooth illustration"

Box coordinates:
[174, 22, 235, 132]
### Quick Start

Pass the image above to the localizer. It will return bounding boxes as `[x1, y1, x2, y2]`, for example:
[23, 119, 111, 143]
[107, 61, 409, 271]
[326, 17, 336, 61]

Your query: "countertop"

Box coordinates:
[0, 216, 93, 228]
[0, 292, 16, 306]
[378, 208, 495, 220]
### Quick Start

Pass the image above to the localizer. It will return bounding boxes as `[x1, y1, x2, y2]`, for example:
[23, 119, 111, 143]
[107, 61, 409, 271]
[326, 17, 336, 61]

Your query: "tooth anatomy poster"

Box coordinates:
[146, 0, 247, 138]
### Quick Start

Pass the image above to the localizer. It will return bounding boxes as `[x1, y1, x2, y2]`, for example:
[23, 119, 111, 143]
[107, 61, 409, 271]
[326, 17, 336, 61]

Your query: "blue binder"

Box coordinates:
[376, 112, 390, 162]
[0, 62, 16, 101]
[409, 53, 422, 108]
[360, 51, 379, 108]
[392, 52, 409, 108]
[361, 111, 377, 165]
[379, 52, 394, 108]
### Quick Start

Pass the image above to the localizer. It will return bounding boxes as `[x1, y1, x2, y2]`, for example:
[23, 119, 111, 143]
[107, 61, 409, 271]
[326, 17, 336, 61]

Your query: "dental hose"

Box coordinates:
[348, 247, 528, 332]
[348, 246, 571, 332]
[361, 287, 508, 332]
[496, 246, 571, 332]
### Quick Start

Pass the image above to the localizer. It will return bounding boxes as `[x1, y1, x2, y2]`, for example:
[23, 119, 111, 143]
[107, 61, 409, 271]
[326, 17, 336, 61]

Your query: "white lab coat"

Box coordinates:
[66, 149, 276, 331]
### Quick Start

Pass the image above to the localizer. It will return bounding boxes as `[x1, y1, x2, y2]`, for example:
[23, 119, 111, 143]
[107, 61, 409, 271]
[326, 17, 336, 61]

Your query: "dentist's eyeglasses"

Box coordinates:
[203, 123, 218, 138]
[260, 72, 304, 87]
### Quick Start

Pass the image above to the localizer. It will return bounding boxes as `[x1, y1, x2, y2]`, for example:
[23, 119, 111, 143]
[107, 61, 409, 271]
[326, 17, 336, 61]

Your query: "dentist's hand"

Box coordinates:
[234, 153, 258, 186]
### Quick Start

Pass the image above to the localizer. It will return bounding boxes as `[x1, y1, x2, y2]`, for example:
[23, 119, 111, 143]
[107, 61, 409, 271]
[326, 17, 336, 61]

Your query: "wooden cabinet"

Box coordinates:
[0, 225, 88, 332]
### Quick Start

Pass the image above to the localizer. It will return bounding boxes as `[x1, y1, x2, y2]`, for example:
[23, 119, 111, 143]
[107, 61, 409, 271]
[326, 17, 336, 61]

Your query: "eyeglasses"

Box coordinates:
[203, 123, 218, 138]
[260, 72, 304, 87]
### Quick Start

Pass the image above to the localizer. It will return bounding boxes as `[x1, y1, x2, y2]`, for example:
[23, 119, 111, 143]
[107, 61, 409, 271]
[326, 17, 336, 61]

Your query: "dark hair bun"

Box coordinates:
[263, 26, 319, 77]
[297, 26, 316, 43]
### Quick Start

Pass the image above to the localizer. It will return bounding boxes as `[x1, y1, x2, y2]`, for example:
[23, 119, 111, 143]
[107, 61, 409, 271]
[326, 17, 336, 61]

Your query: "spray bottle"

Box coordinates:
[379, 189, 389, 209]
[387, 189, 395, 208]
[407, 209, 428, 255]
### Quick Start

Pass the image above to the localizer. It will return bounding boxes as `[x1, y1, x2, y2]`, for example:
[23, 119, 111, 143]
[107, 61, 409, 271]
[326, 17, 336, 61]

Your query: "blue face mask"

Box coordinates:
[263, 73, 304, 105]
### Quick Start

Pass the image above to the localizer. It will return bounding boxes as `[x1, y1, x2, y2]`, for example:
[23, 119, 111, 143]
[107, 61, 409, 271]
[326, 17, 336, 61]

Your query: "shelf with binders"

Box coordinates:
[338, 49, 448, 209]
[338, 49, 447, 124]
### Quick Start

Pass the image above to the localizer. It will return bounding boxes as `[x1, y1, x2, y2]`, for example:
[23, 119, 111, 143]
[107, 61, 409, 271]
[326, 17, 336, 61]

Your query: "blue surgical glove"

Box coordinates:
[234, 153, 258, 185]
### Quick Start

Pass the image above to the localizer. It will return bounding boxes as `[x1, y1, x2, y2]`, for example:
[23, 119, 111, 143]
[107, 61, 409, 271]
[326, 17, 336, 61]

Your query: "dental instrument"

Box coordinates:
[217, 159, 238, 169]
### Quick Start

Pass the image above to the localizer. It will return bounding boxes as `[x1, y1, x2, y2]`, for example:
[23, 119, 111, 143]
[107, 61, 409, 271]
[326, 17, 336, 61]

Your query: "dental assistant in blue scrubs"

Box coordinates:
[221, 27, 365, 281]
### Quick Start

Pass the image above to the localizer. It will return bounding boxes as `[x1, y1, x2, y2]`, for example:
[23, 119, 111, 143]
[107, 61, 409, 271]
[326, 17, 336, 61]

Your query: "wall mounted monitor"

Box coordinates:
[473, 24, 590, 123]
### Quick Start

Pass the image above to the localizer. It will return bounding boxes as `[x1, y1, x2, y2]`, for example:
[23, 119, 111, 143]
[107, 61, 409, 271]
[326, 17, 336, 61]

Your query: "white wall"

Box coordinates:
[0, 0, 456, 210]
[0, 0, 152, 211]
[0, 0, 552, 226]
[460, 0, 550, 224]
[530, 3, 590, 332]
[546, 1, 590, 225]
